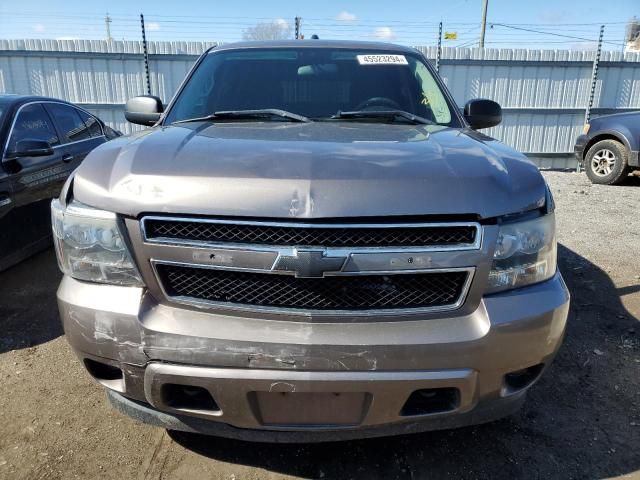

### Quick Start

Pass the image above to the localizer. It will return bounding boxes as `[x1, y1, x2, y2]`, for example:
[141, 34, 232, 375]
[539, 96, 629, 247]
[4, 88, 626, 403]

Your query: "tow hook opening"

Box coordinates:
[161, 384, 220, 412]
[504, 363, 545, 394]
[84, 358, 125, 393]
[84, 358, 123, 381]
[401, 388, 460, 416]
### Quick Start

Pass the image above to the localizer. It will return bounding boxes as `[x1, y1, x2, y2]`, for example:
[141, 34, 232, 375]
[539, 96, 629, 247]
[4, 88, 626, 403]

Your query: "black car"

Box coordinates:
[0, 95, 119, 270]
[575, 111, 640, 185]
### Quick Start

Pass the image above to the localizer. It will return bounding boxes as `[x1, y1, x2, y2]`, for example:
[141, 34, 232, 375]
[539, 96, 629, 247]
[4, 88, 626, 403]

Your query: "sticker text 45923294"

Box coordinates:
[356, 54, 408, 65]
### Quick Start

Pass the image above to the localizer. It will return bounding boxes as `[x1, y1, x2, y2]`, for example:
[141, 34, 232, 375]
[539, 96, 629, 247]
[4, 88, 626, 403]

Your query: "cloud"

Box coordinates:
[243, 19, 291, 40]
[336, 11, 357, 22]
[32, 24, 46, 33]
[273, 18, 288, 28]
[146, 22, 161, 31]
[373, 26, 395, 40]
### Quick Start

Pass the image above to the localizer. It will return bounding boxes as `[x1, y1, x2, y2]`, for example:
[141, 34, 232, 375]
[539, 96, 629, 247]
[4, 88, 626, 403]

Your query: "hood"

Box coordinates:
[73, 122, 546, 220]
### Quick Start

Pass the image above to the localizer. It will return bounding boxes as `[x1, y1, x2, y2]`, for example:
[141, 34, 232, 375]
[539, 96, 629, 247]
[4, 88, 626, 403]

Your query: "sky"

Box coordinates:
[0, 0, 637, 50]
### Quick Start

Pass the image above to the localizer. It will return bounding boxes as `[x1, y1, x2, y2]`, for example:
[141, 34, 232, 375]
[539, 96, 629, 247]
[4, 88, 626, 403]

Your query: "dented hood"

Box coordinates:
[73, 122, 546, 220]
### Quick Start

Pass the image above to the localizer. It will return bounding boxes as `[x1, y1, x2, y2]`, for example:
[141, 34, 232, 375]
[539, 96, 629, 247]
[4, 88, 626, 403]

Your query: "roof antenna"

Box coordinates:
[311, 34, 319, 39]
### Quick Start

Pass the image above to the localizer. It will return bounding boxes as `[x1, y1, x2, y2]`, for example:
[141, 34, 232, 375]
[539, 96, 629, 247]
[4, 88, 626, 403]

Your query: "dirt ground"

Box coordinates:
[0, 171, 638, 480]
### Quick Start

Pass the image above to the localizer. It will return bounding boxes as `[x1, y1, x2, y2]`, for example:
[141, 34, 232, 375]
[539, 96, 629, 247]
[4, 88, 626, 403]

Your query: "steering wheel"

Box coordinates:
[354, 96, 401, 111]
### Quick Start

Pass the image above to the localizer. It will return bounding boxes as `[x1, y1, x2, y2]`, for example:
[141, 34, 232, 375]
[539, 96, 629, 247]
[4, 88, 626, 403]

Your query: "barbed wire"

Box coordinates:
[0, 10, 632, 50]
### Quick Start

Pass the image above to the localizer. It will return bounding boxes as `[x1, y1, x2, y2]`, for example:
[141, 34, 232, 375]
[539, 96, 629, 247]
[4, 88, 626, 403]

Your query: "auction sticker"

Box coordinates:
[357, 54, 408, 65]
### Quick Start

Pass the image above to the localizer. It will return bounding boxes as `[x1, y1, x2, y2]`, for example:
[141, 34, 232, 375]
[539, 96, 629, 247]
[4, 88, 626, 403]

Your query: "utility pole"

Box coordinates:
[479, 0, 488, 48]
[294, 16, 301, 40]
[140, 14, 151, 95]
[105, 13, 112, 41]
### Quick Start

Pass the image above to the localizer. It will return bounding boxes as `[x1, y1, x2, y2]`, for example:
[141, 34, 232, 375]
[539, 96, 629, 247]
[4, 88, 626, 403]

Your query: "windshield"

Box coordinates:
[164, 48, 457, 126]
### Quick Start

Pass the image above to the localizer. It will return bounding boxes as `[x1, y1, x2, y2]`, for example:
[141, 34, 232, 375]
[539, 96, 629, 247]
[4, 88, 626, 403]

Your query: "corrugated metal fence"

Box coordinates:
[418, 46, 640, 167]
[0, 39, 217, 133]
[1, 39, 640, 168]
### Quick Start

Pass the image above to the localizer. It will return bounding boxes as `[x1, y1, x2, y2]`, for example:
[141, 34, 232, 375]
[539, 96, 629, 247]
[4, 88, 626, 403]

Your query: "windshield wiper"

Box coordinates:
[173, 109, 310, 124]
[330, 110, 433, 125]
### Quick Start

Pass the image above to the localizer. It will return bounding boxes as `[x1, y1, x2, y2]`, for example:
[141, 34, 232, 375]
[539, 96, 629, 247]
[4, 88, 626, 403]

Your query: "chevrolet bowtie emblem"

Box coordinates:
[273, 249, 347, 278]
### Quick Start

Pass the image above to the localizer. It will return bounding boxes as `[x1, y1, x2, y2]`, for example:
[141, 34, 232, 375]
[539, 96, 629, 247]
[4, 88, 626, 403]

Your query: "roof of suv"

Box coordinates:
[211, 40, 419, 54]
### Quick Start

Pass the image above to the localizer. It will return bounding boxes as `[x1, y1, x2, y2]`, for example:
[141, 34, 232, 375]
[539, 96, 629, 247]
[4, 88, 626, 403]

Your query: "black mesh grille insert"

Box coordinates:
[144, 219, 476, 248]
[157, 264, 468, 311]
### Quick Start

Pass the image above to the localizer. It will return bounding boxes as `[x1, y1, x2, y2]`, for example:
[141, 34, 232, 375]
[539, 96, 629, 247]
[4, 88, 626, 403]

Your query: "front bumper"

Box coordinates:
[58, 272, 569, 440]
[574, 134, 588, 164]
[107, 388, 526, 442]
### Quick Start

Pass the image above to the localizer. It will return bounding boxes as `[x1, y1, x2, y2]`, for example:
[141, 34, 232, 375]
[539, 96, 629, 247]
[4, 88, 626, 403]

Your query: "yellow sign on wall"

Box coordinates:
[444, 32, 458, 40]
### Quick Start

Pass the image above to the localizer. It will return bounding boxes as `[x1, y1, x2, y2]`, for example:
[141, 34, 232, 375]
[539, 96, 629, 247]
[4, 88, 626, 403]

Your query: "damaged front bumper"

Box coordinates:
[58, 272, 569, 441]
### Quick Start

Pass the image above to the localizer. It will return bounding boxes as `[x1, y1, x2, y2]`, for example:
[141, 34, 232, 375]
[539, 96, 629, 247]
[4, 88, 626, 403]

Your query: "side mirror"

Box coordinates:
[125, 95, 164, 126]
[10, 139, 54, 158]
[463, 99, 502, 130]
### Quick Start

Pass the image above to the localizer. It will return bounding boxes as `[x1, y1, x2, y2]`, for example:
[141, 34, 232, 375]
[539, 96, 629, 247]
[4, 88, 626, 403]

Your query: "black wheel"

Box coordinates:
[584, 139, 630, 185]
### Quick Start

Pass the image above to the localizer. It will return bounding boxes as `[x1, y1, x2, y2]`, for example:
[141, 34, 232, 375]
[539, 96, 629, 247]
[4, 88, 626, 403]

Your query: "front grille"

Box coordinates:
[144, 218, 477, 248]
[156, 264, 469, 311]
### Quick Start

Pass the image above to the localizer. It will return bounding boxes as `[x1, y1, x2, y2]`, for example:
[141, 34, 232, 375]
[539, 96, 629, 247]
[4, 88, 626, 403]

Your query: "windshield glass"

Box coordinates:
[164, 48, 456, 126]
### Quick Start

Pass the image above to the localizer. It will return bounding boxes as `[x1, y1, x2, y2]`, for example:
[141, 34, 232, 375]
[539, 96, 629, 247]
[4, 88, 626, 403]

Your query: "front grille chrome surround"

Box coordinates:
[157, 263, 469, 311]
[141, 217, 482, 252]
[140, 216, 481, 316]
[151, 260, 475, 316]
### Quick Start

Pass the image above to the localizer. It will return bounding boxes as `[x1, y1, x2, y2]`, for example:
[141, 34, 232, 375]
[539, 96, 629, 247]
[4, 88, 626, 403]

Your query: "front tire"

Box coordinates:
[585, 139, 630, 185]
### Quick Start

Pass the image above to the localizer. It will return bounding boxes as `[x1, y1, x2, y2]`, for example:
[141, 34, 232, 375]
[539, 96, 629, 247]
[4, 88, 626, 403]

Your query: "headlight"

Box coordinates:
[486, 213, 557, 294]
[51, 199, 144, 286]
[582, 123, 590, 135]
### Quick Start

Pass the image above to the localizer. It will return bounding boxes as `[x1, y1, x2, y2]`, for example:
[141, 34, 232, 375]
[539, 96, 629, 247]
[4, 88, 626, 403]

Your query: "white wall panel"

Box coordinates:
[1, 40, 639, 168]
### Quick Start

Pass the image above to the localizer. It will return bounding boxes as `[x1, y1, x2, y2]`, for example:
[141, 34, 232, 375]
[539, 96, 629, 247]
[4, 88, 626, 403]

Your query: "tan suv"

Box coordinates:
[53, 40, 569, 441]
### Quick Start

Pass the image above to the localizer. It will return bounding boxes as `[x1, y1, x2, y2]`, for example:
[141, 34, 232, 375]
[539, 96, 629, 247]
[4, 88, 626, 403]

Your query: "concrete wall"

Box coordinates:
[1, 39, 640, 168]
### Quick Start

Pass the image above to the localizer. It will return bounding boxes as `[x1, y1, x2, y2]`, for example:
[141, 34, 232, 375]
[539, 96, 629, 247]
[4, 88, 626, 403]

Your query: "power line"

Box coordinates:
[489, 23, 620, 46]
[0, 10, 631, 50]
[1, 10, 633, 25]
[0, 9, 632, 26]
[457, 39, 479, 48]
[487, 20, 629, 26]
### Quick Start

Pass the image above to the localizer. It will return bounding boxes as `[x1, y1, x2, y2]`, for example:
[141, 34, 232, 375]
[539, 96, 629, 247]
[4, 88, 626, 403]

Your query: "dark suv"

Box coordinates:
[574, 111, 640, 185]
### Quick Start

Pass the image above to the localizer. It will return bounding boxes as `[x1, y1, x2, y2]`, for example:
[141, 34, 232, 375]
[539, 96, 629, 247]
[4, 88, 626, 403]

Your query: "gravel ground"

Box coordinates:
[0, 171, 638, 480]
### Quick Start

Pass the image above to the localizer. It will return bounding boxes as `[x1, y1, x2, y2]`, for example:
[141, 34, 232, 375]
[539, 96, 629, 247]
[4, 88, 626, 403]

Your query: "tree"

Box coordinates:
[242, 20, 292, 41]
